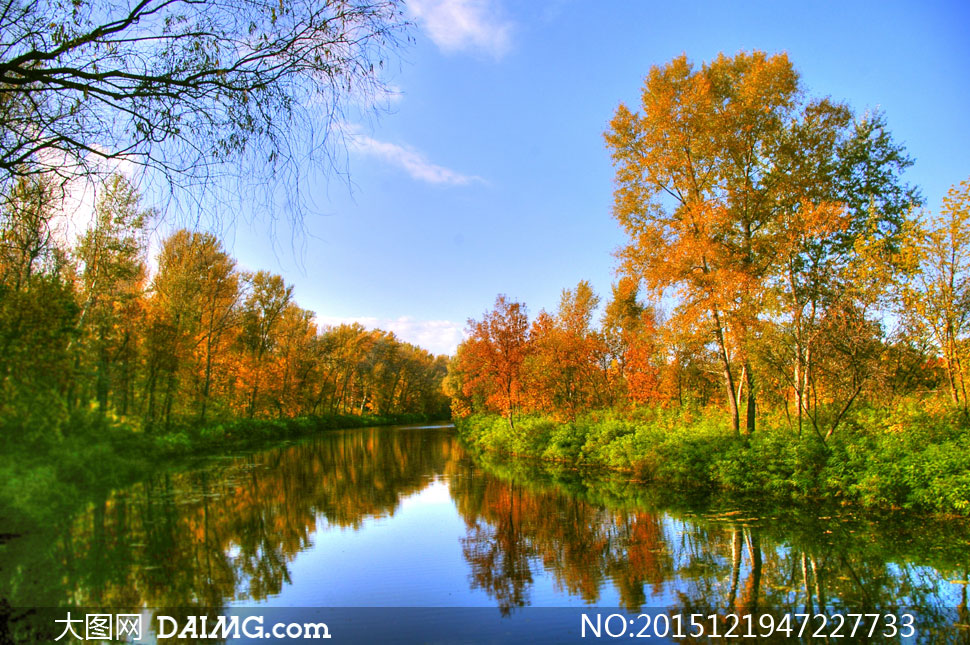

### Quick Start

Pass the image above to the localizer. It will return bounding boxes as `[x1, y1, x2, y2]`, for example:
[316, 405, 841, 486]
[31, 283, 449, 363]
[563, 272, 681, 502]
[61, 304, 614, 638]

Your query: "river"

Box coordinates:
[2, 423, 968, 642]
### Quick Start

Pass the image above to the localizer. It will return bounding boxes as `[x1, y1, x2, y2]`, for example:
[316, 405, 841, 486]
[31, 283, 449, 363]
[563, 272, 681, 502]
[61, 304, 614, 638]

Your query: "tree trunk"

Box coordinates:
[744, 361, 756, 436]
[95, 326, 109, 415]
[712, 308, 740, 437]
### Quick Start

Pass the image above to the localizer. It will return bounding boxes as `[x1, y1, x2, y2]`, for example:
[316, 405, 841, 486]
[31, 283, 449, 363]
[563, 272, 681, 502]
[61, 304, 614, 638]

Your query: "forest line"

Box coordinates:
[447, 52, 970, 515]
[0, 174, 450, 442]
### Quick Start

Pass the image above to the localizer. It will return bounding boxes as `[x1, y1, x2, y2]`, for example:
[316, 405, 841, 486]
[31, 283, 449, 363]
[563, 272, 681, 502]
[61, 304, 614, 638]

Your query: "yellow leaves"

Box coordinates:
[899, 177, 970, 410]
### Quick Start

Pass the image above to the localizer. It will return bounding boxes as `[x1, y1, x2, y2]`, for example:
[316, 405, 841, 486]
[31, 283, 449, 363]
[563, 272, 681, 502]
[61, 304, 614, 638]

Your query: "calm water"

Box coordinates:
[3, 424, 970, 642]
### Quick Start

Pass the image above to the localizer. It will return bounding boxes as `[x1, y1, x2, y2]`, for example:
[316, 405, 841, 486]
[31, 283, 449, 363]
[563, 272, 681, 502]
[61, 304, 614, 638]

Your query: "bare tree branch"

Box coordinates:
[0, 0, 409, 223]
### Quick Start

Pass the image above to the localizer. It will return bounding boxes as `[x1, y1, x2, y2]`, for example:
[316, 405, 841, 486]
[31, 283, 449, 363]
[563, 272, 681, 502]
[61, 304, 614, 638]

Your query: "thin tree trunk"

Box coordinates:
[713, 307, 740, 437]
[745, 361, 756, 436]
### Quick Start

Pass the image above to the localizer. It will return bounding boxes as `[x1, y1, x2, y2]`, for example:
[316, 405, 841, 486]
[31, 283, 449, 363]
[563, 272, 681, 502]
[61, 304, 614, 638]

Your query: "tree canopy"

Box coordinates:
[604, 51, 920, 436]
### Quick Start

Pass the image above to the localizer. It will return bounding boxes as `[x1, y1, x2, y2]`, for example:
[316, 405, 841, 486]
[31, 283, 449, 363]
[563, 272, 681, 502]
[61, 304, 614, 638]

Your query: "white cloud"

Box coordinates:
[348, 131, 484, 186]
[408, 0, 513, 59]
[316, 315, 465, 356]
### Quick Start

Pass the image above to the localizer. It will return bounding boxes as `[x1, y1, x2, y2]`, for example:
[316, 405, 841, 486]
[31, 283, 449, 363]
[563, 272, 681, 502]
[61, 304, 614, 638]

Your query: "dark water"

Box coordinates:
[2, 424, 969, 642]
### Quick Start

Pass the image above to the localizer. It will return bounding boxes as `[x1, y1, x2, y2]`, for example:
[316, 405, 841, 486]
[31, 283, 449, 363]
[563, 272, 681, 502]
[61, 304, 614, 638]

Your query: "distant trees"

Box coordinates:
[525, 282, 608, 419]
[0, 180, 449, 439]
[452, 295, 530, 429]
[449, 283, 635, 423]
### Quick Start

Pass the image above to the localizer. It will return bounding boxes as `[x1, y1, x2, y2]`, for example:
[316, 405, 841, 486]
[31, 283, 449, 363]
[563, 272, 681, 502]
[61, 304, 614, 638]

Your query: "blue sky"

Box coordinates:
[227, 0, 969, 356]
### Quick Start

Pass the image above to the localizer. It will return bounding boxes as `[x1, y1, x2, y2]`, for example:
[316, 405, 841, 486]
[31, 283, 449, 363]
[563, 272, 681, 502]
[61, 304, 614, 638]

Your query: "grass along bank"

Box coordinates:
[0, 411, 443, 533]
[455, 402, 970, 517]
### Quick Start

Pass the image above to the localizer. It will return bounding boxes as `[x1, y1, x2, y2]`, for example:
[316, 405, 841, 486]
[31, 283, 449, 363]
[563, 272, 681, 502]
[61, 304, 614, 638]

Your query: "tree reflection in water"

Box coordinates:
[2, 426, 969, 643]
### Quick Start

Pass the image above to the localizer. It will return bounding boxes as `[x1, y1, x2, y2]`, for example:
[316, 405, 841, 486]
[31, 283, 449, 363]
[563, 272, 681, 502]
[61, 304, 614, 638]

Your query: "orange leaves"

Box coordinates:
[451, 287, 617, 423]
[623, 308, 668, 406]
[524, 301, 608, 420]
[453, 295, 530, 427]
[605, 51, 803, 299]
[605, 51, 873, 435]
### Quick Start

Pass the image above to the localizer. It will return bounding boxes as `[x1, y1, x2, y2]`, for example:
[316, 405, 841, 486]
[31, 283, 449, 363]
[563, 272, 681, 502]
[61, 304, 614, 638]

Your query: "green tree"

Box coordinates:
[0, 176, 77, 435]
[74, 174, 152, 415]
[765, 107, 920, 438]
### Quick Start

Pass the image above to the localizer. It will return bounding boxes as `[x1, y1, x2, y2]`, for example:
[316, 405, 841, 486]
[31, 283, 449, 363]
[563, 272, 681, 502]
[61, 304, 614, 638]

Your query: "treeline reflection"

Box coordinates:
[3, 427, 969, 642]
[452, 453, 970, 640]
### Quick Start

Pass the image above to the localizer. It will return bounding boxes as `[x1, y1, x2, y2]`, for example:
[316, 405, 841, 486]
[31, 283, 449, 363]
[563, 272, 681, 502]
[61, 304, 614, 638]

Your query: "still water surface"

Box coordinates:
[4, 424, 970, 641]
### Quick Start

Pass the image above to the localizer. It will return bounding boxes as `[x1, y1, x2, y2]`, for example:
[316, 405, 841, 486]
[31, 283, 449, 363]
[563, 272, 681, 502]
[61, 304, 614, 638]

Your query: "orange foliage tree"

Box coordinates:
[606, 52, 804, 435]
[453, 295, 530, 429]
[605, 50, 919, 436]
[525, 281, 608, 419]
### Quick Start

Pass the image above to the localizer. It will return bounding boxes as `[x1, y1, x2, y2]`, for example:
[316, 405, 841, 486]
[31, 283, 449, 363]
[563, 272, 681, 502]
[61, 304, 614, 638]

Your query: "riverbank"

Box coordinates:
[0, 412, 444, 532]
[455, 403, 970, 517]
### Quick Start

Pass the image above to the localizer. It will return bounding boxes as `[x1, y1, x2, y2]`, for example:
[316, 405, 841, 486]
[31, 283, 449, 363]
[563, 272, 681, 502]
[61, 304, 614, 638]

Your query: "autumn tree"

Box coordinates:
[186, 235, 239, 422]
[525, 281, 607, 419]
[145, 229, 240, 427]
[269, 303, 318, 417]
[606, 51, 920, 437]
[601, 278, 673, 407]
[443, 345, 475, 419]
[74, 174, 152, 415]
[455, 295, 530, 430]
[320, 322, 372, 415]
[606, 51, 801, 436]
[304, 323, 446, 418]
[901, 179, 970, 414]
[601, 278, 645, 390]
[238, 271, 293, 417]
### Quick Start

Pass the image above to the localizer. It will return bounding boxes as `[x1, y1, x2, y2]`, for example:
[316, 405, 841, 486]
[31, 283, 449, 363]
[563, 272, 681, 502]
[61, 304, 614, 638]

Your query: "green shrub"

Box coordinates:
[455, 402, 970, 516]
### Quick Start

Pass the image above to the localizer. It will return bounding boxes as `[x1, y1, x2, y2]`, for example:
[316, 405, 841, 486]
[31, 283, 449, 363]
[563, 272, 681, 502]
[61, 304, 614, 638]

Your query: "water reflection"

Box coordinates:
[453, 452, 970, 641]
[2, 425, 969, 642]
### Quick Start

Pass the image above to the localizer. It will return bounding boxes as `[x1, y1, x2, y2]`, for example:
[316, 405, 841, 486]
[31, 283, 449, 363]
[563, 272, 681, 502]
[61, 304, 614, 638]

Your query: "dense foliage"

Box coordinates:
[0, 174, 449, 442]
[447, 52, 970, 515]
[456, 402, 970, 516]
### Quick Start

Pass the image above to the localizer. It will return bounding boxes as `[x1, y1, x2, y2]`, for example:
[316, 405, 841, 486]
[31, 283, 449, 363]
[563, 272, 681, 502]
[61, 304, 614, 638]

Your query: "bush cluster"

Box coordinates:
[456, 403, 970, 516]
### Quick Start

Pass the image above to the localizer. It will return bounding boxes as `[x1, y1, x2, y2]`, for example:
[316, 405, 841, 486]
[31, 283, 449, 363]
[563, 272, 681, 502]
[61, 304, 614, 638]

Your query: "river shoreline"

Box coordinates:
[0, 413, 446, 533]
[454, 407, 970, 518]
